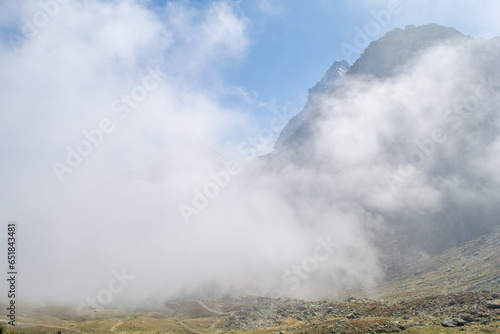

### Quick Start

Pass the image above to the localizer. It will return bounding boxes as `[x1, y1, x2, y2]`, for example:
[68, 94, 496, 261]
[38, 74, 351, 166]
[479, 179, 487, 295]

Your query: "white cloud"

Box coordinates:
[0, 0, 253, 304]
[1, 0, 499, 307]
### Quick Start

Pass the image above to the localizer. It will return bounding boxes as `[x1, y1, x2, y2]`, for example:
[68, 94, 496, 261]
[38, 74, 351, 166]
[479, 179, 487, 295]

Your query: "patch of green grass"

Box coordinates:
[0, 323, 18, 334]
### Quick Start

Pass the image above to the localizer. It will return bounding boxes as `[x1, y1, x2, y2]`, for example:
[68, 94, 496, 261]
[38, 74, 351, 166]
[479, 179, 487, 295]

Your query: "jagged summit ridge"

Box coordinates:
[274, 60, 350, 148]
[264, 23, 500, 255]
[310, 60, 349, 96]
[348, 24, 467, 78]
[274, 24, 471, 150]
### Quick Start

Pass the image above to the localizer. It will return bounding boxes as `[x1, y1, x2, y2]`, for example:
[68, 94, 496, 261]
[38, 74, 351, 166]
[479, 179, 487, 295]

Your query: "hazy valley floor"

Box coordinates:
[2, 227, 499, 334]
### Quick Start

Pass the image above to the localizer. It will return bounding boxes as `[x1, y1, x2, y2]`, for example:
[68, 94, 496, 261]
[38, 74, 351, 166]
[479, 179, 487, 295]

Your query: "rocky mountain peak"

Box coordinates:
[274, 59, 349, 148]
[348, 23, 468, 78]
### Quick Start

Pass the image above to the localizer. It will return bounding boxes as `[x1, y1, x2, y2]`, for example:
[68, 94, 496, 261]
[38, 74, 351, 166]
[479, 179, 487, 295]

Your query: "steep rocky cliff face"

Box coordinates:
[260, 24, 500, 257]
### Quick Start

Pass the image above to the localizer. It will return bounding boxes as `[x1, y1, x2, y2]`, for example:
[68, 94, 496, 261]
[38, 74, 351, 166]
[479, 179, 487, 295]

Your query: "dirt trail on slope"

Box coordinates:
[165, 319, 205, 334]
[110, 319, 124, 333]
[191, 300, 228, 315]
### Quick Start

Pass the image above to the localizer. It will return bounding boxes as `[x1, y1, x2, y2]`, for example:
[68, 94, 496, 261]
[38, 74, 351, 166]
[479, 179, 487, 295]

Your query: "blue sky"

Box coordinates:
[147, 0, 500, 127]
[2, 0, 498, 158]
[1, 0, 499, 158]
[2, 0, 499, 135]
